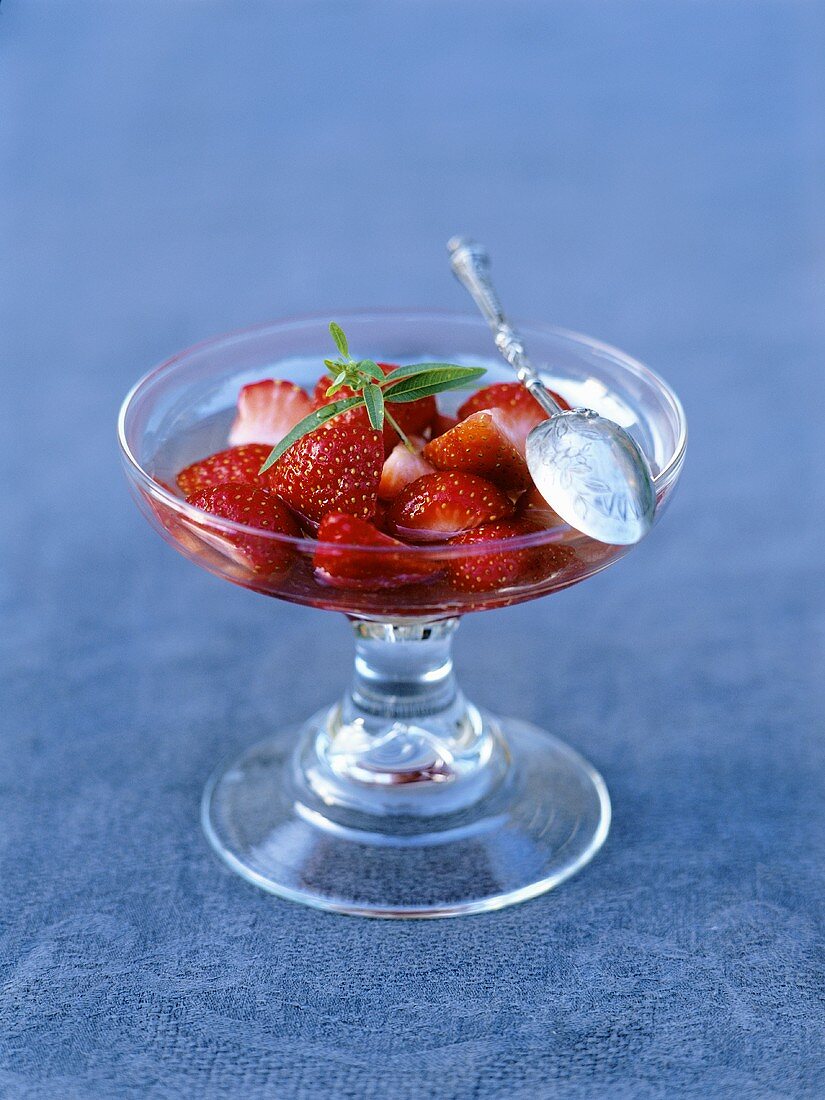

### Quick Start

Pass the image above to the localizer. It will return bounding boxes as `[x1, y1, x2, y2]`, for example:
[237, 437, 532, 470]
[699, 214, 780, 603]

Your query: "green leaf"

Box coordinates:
[363, 383, 385, 430]
[325, 369, 351, 397]
[385, 376, 483, 402]
[329, 322, 349, 358]
[357, 359, 386, 382]
[382, 366, 486, 403]
[382, 361, 474, 382]
[316, 396, 362, 419]
[258, 396, 363, 473]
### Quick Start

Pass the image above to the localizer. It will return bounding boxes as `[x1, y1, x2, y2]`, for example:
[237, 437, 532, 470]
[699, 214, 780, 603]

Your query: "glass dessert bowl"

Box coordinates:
[118, 311, 686, 917]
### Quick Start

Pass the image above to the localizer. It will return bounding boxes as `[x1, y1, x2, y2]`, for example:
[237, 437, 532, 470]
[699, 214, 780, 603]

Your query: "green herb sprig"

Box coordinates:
[259, 323, 485, 473]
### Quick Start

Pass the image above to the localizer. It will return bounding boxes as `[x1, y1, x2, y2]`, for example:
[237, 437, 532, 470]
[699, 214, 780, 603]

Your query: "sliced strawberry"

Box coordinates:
[185, 483, 301, 575]
[423, 408, 531, 491]
[446, 518, 576, 593]
[176, 444, 271, 497]
[313, 362, 436, 452]
[515, 483, 567, 529]
[314, 513, 440, 589]
[378, 437, 434, 501]
[265, 416, 383, 524]
[429, 411, 459, 438]
[385, 471, 513, 543]
[228, 379, 314, 447]
[457, 381, 571, 455]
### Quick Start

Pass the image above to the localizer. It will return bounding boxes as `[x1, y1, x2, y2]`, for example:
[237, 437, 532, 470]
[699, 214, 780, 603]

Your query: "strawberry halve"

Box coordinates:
[229, 379, 313, 447]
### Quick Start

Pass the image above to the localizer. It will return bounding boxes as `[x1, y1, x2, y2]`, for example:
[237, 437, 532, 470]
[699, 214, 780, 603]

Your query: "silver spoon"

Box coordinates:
[447, 237, 656, 545]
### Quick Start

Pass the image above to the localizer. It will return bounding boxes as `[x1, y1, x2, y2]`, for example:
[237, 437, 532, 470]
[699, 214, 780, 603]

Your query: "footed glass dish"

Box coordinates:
[118, 311, 686, 917]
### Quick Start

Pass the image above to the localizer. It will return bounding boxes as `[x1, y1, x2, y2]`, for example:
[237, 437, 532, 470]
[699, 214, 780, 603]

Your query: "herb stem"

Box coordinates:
[384, 408, 415, 453]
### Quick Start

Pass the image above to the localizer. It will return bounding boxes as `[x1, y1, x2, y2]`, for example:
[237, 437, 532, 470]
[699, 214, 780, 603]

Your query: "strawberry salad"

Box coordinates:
[171, 323, 582, 597]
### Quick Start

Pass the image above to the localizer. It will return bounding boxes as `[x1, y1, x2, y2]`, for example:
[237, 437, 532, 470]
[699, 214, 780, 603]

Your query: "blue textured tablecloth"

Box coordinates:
[2, 2, 824, 1096]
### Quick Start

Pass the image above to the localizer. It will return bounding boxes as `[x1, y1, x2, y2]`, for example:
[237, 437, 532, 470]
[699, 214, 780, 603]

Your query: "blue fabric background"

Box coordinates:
[2, 2, 823, 1096]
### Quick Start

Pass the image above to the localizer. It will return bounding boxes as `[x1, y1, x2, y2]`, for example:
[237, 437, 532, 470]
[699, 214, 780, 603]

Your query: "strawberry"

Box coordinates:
[423, 409, 531, 491]
[429, 411, 459, 438]
[457, 381, 571, 455]
[265, 416, 383, 524]
[515, 483, 567, 529]
[385, 471, 513, 543]
[446, 518, 577, 593]
[378, 437, 434, 500]
[314, 513, 440, 588]
[314, 362, 436, 452]
[228, 379, 314, 447]
[176, 444, 271, 497]
[185, 483, 301, 575]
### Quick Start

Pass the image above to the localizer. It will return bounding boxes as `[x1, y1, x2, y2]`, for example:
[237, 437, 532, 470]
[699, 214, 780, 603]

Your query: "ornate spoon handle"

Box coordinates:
[447, 236, 563, 416]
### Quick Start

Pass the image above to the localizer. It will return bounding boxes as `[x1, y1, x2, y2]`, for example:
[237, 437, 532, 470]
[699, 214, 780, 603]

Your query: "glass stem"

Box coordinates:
[299, 617, 507, 816]
[348, 618, 460, 720]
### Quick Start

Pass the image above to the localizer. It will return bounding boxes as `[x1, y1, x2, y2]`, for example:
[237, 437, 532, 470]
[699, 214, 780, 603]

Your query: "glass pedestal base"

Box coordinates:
[202, 711, 610, 918]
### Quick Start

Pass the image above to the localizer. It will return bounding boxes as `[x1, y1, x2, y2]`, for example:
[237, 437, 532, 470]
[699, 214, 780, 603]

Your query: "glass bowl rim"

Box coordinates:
[117, 309, 687, 555]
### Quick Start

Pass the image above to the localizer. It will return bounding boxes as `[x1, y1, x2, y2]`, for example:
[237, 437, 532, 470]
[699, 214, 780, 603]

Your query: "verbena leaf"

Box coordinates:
[385, 376, 484, 403]
[382, 366, 485, 403]
[258, 396, 362, 473]
[325, 371, 352, 397]
[363, 383, 385, 430]
[357, 359, 386, 382]
[317, 396, 364, 420]
[383, 361, 476, 382]
[329, 322, 349, 358]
